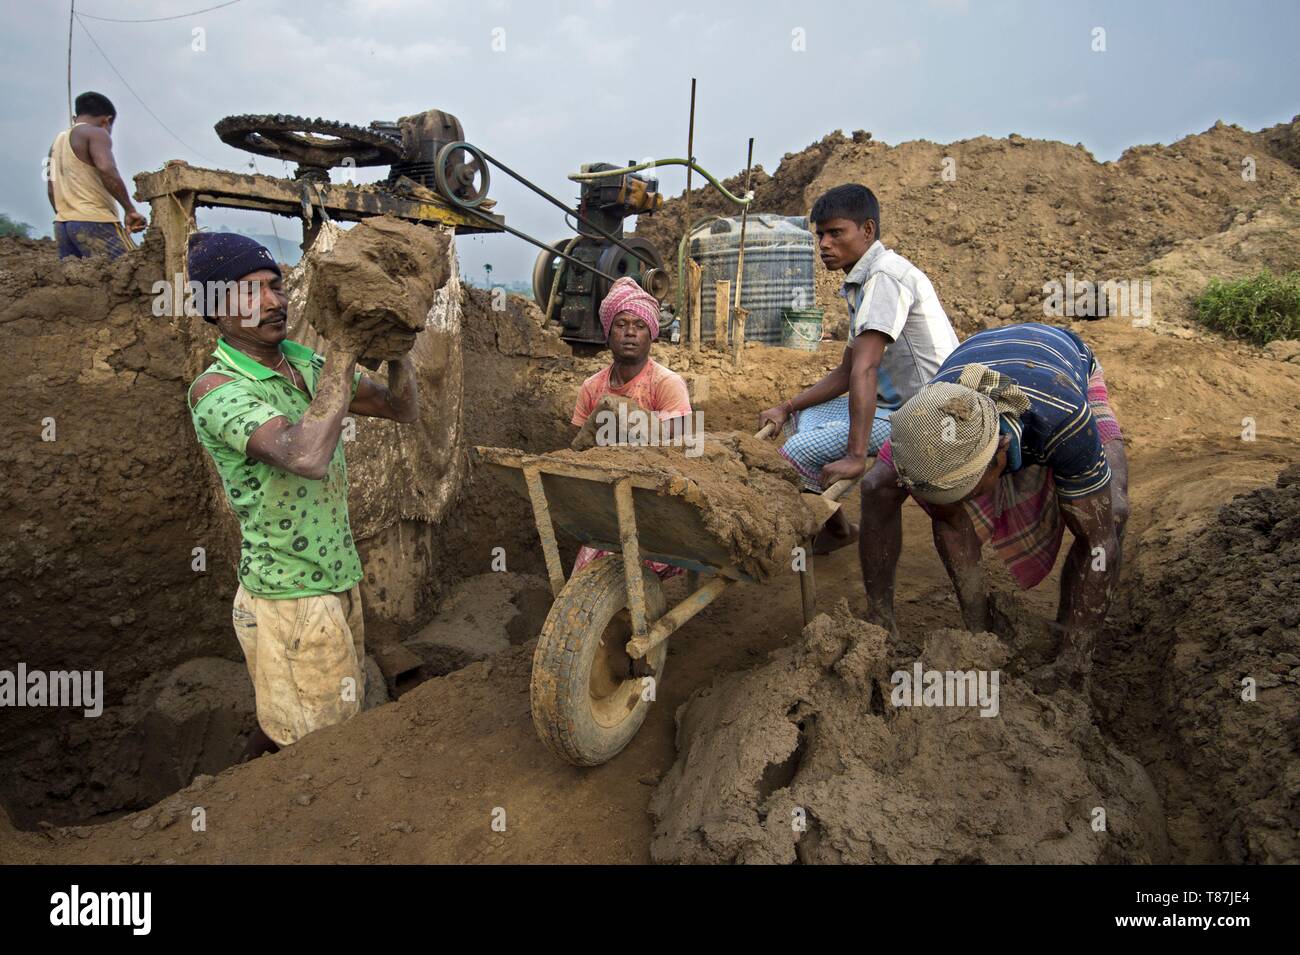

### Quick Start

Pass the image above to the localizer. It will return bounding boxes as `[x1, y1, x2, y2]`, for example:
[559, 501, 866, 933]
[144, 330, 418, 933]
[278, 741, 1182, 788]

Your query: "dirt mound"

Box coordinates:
[1096, 470, 1300, 863]
[637, 119, 1300, 338]
[553, 430, 818, 580]
[298, 216, 451, 359]
[649, 602, 1168, 864]
[0, 233, 242, 825]
[1142, 194, 1300, 330]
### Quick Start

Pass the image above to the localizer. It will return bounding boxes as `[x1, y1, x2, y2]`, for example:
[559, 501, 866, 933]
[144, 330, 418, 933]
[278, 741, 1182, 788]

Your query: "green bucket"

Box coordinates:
[781, 307, 824, 351]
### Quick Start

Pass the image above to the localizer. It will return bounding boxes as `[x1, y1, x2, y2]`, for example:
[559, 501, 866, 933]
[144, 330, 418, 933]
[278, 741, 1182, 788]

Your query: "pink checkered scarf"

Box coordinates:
[599, 277, 660, 340]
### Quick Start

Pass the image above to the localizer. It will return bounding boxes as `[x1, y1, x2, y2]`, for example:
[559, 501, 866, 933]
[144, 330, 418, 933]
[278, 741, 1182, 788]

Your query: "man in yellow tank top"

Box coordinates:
[46, 91, 146, 260]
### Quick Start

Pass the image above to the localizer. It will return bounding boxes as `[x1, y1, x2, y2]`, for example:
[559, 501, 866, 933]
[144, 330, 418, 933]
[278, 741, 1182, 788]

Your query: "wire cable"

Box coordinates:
[73, 13, 218, 164]
[77, 0, 242, 23]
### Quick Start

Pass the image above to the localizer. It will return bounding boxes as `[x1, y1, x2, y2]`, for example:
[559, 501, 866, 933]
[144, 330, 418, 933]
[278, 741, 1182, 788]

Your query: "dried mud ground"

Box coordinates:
[3, 318, 1296, 864]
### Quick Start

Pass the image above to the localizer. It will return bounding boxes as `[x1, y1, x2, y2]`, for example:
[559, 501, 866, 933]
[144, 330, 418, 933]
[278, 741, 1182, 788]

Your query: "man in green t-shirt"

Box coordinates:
[185, 233, 421, 757]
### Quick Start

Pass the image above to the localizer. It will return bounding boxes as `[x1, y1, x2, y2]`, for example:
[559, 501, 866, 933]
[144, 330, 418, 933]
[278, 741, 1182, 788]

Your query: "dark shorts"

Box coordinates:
[55, 221, 129, 260]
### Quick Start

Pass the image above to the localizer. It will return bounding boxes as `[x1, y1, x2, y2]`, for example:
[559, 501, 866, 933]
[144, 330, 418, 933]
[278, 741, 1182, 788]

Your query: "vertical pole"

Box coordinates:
[67, 2, 76, 123]
[714, 279, 730, 349]
[614, 478, 649, 640]
[799, 536, 817, 624]
[524, 466, 567, 598]
[683, 78, 697, 346]
[155, 191, 195, 326]
[688, 258, 702, 352]
[731, 137, 755, 368]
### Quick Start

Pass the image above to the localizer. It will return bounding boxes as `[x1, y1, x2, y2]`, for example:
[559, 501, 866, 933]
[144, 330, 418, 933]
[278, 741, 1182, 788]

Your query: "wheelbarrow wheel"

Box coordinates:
[530, 556, 667, 766]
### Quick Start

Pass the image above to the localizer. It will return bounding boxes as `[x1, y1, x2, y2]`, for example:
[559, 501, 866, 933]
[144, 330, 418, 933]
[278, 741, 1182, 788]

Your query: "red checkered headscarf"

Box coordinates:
[598, 277, 660, 341]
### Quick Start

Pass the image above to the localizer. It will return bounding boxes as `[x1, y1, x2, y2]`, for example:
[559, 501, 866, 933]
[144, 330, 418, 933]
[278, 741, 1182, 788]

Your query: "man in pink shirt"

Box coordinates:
[570, 277, 691, 576]
[571, 277, 692, 434]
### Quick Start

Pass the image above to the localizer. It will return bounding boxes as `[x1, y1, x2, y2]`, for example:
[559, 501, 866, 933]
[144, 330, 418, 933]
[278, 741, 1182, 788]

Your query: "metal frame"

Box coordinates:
[508, 453, 822, 661]
[133, 161, 505, 317]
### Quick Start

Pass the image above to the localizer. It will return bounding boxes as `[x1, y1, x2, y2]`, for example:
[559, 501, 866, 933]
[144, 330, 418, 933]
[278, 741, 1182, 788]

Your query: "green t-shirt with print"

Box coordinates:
[189, 338, 363, 599]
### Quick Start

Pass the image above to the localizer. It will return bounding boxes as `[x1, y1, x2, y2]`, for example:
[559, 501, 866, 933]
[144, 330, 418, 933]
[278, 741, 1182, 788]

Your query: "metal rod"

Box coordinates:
[627, 575, 731, 660]
[731, 137, 756, 366]
[684, 78, 696, 343]
[475, 146, 657, 268]
[614, 478, 649, 641]
[459, 204, 621, 282]
[799, 536, 817, 625]
[733, 137, 755, 311]
[67, 2, 76, 123]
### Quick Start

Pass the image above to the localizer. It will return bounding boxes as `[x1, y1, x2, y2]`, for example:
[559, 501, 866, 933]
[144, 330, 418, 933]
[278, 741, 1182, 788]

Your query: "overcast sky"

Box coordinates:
[3, 0, 1297, 281]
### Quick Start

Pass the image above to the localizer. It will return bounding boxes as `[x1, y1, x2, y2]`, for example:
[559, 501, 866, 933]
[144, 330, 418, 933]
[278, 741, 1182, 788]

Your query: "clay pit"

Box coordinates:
[1, 117, 1298, 864]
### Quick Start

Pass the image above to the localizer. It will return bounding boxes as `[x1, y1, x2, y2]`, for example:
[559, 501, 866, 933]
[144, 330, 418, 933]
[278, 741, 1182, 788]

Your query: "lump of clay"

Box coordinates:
[570, 394, 656, 451]
[300, 215, 451, 360]
[649, 601, 1169, 864]
[553, 430, 819, 580]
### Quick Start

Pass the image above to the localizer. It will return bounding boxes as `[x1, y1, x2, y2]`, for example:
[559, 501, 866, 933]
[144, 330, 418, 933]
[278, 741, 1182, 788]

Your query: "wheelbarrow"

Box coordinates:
[475, 429, 853, 767]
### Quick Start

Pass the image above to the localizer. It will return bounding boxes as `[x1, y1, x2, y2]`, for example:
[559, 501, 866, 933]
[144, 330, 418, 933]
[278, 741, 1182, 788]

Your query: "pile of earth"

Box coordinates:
[551, 431, 819, 580]
[1094, 465, 1300, 864]
[648, 602, 1168, 864]
[634, 117, 1300, 338]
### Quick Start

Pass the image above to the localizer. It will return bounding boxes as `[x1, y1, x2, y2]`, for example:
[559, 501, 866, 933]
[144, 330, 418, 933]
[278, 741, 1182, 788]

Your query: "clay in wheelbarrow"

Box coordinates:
[552, 430, 821, 581]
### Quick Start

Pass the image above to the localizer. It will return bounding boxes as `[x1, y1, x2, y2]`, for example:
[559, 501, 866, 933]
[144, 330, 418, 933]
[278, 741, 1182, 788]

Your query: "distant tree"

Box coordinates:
[0, 213, 32, 238]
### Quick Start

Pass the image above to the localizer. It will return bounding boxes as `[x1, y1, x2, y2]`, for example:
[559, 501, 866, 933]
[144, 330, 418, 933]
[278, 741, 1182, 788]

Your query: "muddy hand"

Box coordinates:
[819, 454, 867, 489]
[758, 405, 788, 436]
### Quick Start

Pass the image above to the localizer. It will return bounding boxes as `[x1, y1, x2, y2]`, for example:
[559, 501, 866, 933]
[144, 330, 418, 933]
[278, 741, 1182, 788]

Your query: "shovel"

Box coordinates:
[754, 422, 856, 524]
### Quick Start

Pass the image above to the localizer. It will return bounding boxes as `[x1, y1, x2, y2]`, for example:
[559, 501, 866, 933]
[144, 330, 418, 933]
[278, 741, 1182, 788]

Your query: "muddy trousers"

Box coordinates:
[231, 585, 366, 747]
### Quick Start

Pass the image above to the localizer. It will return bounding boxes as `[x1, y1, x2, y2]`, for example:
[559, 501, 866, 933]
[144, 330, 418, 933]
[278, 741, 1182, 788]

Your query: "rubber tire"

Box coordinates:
[530, 556, 668, 766]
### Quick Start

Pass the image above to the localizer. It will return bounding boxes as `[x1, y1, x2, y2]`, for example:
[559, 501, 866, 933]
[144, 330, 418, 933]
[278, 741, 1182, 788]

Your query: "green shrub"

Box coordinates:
[1194, 270, 1300, 345]
[0, 213, 31, 238]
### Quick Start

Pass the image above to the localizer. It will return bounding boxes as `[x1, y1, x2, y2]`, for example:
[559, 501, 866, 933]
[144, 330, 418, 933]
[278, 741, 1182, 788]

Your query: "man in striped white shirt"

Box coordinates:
[760, 184, 959, 553]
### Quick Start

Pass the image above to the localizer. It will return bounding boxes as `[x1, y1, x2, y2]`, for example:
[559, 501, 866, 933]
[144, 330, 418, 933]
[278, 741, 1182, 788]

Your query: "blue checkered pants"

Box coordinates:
[778, 395, 893, 491]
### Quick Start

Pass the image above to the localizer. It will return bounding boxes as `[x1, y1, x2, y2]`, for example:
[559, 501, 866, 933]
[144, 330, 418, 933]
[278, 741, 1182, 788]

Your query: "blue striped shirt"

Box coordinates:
[932, 324, 1111, 499]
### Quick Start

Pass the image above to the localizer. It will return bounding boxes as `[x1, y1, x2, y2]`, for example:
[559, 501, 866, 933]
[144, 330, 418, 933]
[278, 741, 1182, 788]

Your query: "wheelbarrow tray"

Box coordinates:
[475, 445, 754, 582]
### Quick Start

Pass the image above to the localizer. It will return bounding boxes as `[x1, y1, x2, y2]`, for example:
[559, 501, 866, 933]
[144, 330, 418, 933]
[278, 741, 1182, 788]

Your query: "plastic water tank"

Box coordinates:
[689, 214, 816, 346]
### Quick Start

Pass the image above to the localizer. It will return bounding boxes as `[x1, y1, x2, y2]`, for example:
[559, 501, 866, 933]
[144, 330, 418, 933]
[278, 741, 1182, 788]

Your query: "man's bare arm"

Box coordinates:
[348, 355, 419, 422]
[46, 148, 57, 213]
[844, 331, 887, 459]
[191, 346, 361, 480]
[82, 126, 145, 229]
[817, 330, 888, 486]
[758, 347, 851, 432]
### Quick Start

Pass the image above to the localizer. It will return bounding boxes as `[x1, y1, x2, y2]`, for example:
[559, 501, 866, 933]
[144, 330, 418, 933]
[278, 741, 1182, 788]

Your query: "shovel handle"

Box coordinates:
[755, 422, 776, 439]
[822, 478, 855, 502]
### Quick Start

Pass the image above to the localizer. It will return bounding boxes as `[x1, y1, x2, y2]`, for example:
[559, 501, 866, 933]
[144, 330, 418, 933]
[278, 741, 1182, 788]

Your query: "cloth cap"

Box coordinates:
[187, 232, 281, 321]
[890, 363, 1031, 504]
[598, 276, 660, 341]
